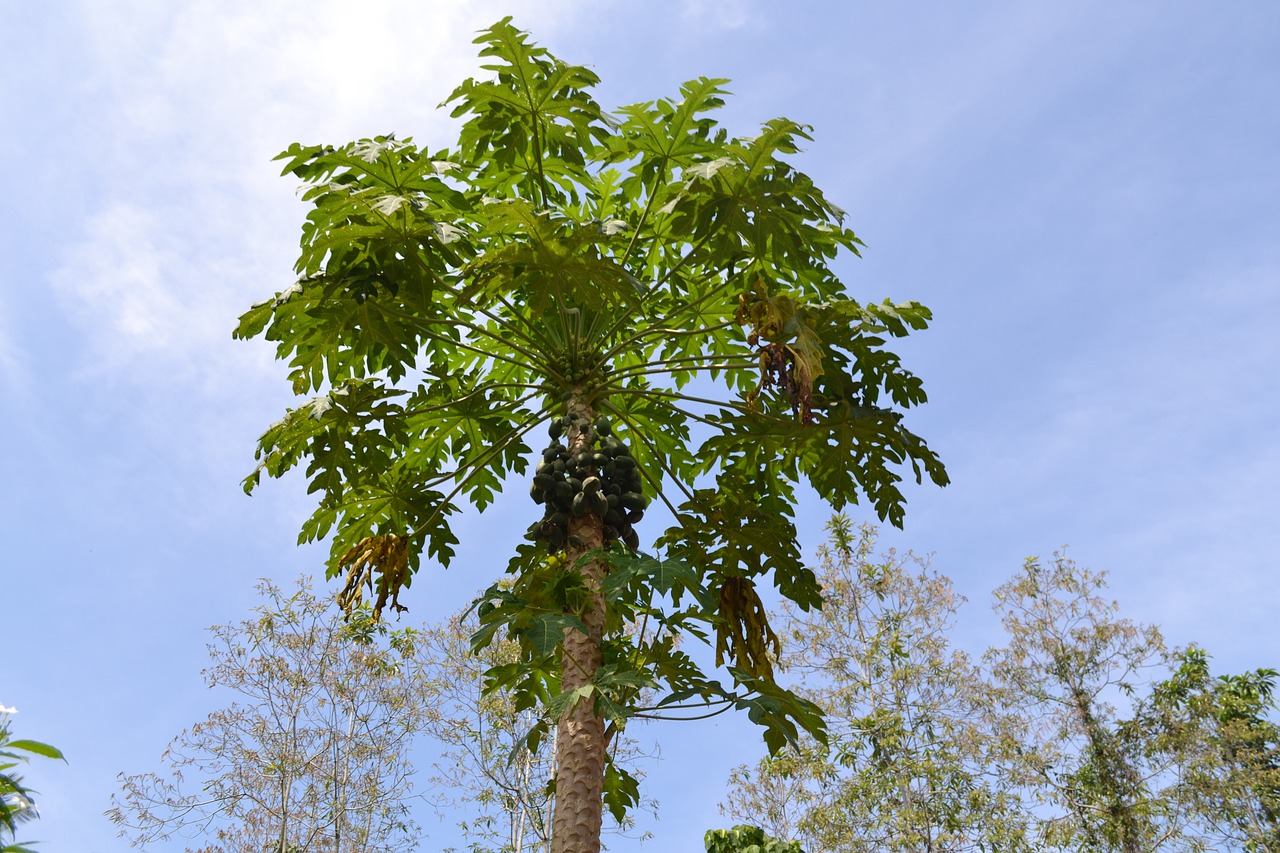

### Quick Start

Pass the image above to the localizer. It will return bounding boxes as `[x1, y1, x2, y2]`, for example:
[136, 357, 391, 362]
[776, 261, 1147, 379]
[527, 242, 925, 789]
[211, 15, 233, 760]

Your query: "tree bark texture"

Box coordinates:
[551, 403, 607, 853]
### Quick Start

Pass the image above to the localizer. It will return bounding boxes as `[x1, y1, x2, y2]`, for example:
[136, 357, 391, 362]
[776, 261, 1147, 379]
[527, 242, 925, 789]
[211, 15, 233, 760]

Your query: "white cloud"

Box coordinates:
[52, 204, 183, 361]
[46, 0, 583, 393]
[48, 201, 263, 394]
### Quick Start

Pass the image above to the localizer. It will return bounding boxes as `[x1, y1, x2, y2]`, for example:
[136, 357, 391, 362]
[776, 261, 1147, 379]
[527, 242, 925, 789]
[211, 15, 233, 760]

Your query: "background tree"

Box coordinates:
[234, 19, 946, 852]
[984, 553, 1199, 852]
[414, 599, 657, 853]
[108, 578, 429, 853]
[1143, 647, 1280, 851]
[984, 556, 1154, 850]
[725, 529, 1280, 853]
[0, 705, 64, 853]
[722, 518, 1027, 852]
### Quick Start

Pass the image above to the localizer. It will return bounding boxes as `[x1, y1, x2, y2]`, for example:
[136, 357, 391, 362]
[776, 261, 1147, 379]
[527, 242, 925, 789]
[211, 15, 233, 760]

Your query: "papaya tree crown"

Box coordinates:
[236, 16, 947, 762]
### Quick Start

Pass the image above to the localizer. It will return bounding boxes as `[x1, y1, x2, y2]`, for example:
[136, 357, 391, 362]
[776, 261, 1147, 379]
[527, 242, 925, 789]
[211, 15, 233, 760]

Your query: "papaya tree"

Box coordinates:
[235, 19, 947, 853]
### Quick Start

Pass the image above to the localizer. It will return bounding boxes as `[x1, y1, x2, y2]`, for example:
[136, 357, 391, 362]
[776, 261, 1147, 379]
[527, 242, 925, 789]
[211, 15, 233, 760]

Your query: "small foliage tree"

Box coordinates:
[704, 824, 804, 853]
[235, 19, 946, 852]
[108, 579, 429, 853]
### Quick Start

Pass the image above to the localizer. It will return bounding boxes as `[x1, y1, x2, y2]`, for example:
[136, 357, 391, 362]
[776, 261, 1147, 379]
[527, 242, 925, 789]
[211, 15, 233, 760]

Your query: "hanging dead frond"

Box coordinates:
[737, 283, 818, 424]
[714, 575, 782, 681]
[336, 534, 411, 622]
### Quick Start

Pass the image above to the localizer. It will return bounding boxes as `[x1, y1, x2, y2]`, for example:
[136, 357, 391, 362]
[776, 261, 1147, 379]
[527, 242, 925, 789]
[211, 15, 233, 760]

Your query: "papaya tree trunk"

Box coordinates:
[551, 401, 607, 853]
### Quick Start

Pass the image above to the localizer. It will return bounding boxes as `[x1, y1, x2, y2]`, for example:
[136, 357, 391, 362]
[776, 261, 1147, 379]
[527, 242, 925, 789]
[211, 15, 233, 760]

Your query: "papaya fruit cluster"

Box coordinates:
[526, 414, 647, 553]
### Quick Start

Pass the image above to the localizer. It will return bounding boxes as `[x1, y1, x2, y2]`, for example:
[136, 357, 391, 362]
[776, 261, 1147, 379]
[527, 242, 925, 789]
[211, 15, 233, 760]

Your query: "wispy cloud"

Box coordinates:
[679, 0, 763, 31]
[0, 297, 27, 392]
[48, 0, 580, 396]
[52, 204, 193, 368]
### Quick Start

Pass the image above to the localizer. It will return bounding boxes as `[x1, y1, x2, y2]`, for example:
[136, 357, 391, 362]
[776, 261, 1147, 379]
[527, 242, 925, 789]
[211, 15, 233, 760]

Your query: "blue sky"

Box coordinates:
[3, 1, 1278, 850]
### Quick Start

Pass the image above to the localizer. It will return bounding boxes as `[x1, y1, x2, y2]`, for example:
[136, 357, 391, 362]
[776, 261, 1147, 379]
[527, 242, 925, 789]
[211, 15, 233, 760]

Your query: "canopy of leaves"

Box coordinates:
[237, 17, 945, 761]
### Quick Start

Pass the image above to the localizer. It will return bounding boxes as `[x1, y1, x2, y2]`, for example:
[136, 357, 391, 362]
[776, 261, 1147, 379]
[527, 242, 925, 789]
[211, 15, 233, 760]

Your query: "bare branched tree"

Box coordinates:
[414, 603, 657, 853]
[108, 578, 430, 853]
